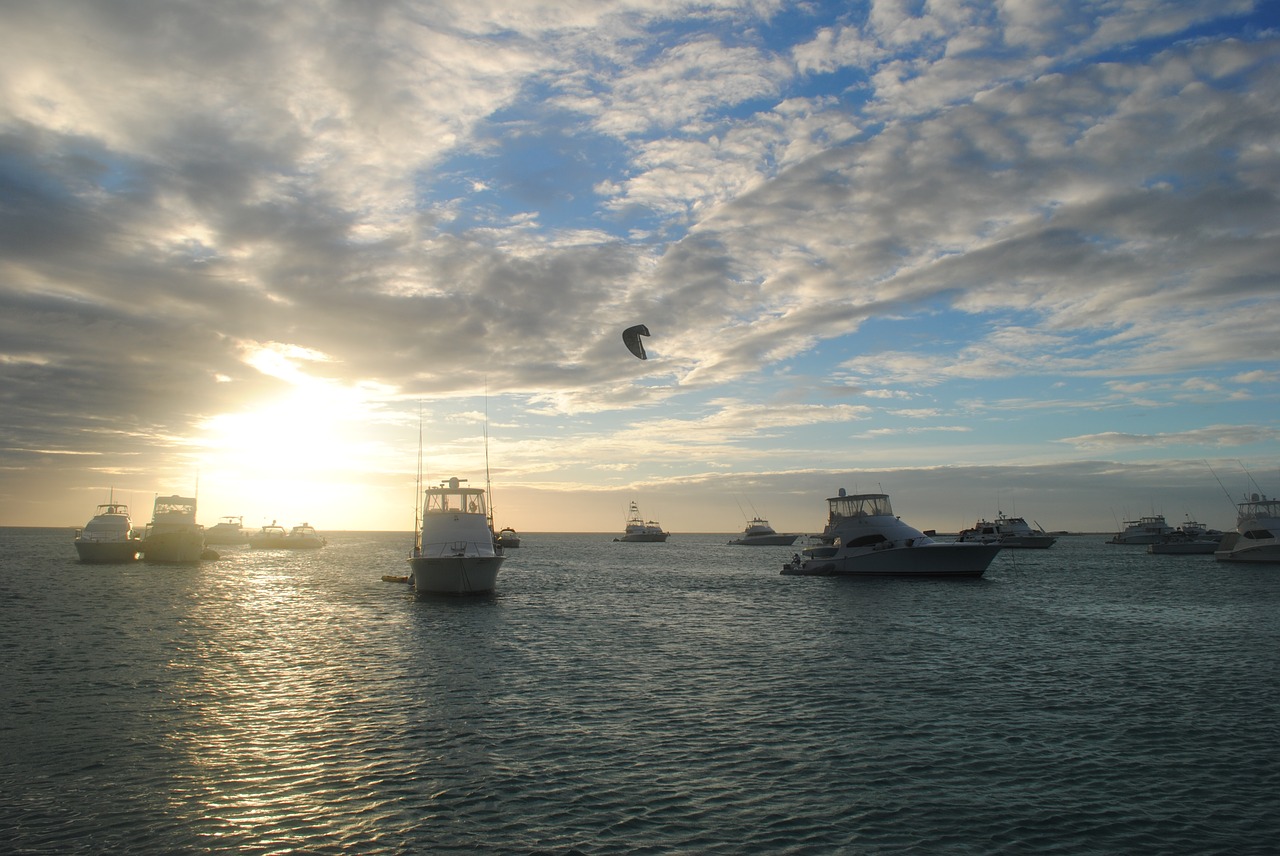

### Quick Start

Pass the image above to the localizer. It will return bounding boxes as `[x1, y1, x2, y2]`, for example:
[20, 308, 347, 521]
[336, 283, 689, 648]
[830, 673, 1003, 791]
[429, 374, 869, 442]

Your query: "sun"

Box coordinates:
[193, 389, 401, 529]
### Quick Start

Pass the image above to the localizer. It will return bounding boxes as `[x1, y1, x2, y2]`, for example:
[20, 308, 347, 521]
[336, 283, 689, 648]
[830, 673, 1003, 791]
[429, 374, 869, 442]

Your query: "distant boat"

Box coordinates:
[782, 488, 999, 578]
[74, 497, 143, 564]
[1215, 492, 1280, 564]
[495, 526, 521, 548]
[141, 495, 206, 563]
[728, 516, 798, 546]
[1107, 515, 1174, 545]
[248, 521, 326, 549]
[204, 515, 249, 545]
[955, 513, 1056, 549]
[410, 477, 505, 595]
[615, 501, 669, 542]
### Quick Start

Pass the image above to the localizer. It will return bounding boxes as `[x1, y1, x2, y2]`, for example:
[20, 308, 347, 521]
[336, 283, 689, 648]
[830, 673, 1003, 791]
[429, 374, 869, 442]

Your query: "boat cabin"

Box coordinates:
[425, 477, 488, 516]
[827, 490, 894, 521]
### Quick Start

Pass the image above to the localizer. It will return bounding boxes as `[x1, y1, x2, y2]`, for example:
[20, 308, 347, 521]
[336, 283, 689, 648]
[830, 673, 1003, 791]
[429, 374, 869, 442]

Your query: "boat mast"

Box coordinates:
[483, 391, 495, 532]
[413, 402, 423, 553]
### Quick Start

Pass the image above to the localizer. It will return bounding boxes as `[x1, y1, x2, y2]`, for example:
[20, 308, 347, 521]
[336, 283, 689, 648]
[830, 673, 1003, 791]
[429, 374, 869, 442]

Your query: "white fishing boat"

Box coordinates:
[495, 526, 521, 548]
[728, 516, 798, 546]
[141, 495, 206, 563]
[1107, 515, 1174, 545]
[954, 513, 1056, 549]
[410, 477, 505, 594]
[615, 501, 669, 542]
[1215, 493, 1280, 564]
[73, 497, 143, 563]
[204, 515, 249, 545]
[781, 489, 1000, 578]
[248, 521, 326, 549]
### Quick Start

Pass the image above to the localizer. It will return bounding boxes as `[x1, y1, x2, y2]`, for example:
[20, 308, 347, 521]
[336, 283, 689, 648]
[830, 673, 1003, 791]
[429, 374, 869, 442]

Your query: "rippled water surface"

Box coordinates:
[3, 528, 1278, 853]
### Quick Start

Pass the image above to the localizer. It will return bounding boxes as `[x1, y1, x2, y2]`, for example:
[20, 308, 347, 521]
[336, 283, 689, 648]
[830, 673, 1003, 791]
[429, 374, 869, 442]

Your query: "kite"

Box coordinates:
[622, 324, 651, 360]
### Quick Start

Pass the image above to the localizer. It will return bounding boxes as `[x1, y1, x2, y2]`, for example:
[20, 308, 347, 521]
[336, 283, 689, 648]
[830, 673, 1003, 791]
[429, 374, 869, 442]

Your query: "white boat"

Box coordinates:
[204, 515, 249, 545]
[954, 513, 1056, 549]
[781, 489, 1000, 578]
[73, 498, 143, 564]
[728, 516, 798, 546]
[614, 501, 669, 542]
[1215, 493, 1280, 564]
[1107, 515, 1174, 545]
[495, 526, 521, 548]
[248, 521, 326, 549]
[409, 477, 505, 594]
[142, 495, 206, 563]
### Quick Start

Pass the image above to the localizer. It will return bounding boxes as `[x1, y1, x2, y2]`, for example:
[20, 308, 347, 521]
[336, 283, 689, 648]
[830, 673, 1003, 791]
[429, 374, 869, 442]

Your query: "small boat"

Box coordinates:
[614, 501, 669, 542]
[204, 515, 249, 545]
[248, 521, 326, 549]
[955, 513, 1056, 549]
[73, 497, 143, 564]
[781, 488, 1000, 578]
[1215, 493, 1280, 564]
[1107, 515, 1175, 545]
[141, 495, 206, 563]
[410, 477, 505, 595]
[495, 526, 521, 548]
[728, 516, 798, 546]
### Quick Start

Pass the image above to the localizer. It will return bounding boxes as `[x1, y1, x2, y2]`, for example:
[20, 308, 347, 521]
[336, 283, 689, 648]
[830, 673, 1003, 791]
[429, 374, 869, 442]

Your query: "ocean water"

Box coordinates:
[2, 527, 1277, 854]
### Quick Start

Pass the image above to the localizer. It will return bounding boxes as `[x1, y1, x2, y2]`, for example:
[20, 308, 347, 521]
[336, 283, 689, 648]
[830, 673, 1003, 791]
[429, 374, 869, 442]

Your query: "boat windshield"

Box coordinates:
[426, 489, 487, 515]
[827, 493, 894, 519]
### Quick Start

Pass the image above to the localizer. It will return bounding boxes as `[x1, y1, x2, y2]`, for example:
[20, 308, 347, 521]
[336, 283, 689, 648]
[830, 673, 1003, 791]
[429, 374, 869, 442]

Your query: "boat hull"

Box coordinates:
[729, 534, 799, 546]
[142, 530, 206, 563]
[410, 556, 504, 595]
[74, 540, 141, 564]
[1148, 541, 1219, 555]
[615, 533, 669, 542]
[783, 543, 1000, 577]
[1214, 534, 1280, 563]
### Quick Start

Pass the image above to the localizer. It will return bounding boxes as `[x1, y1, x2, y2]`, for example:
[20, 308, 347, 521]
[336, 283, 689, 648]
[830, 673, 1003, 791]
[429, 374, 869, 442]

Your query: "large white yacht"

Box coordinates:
[74, 498, 143, 563]
[409, 477, 505, 595]
[615, 501, 669, 542]
[141, 495, 206, 563]
[782, 489, 1000, 578]
[1215, 493, 1280, 564]
[728, 516, 798, 546]
[1107, 515, 1174, 545]
[954, 513, 1056, 549]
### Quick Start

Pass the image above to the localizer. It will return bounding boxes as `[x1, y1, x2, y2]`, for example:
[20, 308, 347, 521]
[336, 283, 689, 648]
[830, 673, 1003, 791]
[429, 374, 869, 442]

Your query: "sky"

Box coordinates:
[1, 0, 1278, 536]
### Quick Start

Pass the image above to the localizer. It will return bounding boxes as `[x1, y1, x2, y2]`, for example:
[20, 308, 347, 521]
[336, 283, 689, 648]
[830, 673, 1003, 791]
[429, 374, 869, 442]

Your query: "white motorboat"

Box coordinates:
[615, 501, 669, 542]
[141, 495, 206, 563]
[248, 521, 326, 549]
[73, 498, 143, 563]
[410, 477, 505, 595]
[1215, 493, 1280, 564]
[495, 526, 521, 548]
[954, 513, 1056, 549]
[781, 489, 1000, 578]
[728, 516, 798, 546]
[1107, 515, 1174, 545]
[204, 515, 249, 545]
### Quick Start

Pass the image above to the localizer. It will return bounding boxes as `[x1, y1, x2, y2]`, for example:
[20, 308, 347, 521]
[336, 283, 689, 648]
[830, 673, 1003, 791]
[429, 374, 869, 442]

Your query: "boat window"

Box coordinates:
[845, 533, 889, 549]
[1243, 529, 1273, 540]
